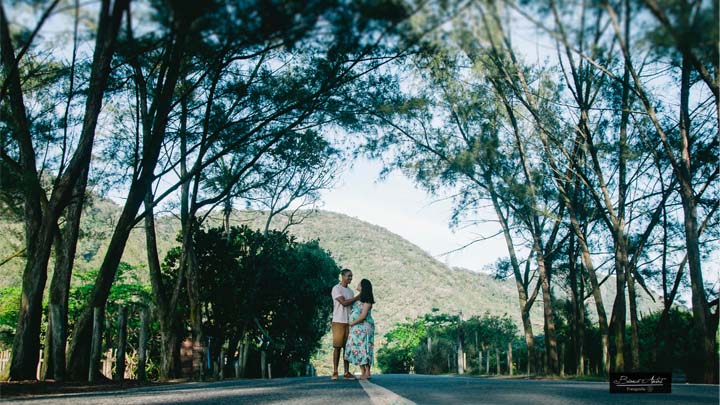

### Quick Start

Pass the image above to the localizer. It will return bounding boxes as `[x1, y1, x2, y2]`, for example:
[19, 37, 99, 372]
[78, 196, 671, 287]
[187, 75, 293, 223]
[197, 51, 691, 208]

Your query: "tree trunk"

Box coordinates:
[2, 0, 128, 380]
[534, 244, 559, 374]
[88, 307, 104, 383]
[456, 330, 464, 374]
[65, 19, 189, 380]
[226, 335, 240, 377]
[609, 239, 628, 372]
[40, 315, 52, 380]
[610, 0, 631, 371]
[605, 0, 716, 383]
[186, 236, 205, 381]
[261, 350, 267, 379]
[46, 170, 88, 381]
[160, 331, 181, 380]
[240, 341, 249, 378]
[145, 189, 183, 380]
[678, 56, 716, 384]
[486, 184, 536, 374]
[479, 350, 483, 375]
[507, 342, 513, 376]
[485, 346, 490, 374]
[114, 306, 128, 381]
[578, 263, 586, 376]
[1, 1, 47, 380]
[568, 233, 581, 376]
[627, 271, 640, 370]
[9, 216, 53, 380]
[66, 183, 147, 380]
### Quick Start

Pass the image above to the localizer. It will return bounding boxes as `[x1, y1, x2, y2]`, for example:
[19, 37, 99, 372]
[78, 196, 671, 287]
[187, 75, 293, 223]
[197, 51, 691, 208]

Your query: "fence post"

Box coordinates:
[137, 306, 149, 381]
[89, 307, 104, 383]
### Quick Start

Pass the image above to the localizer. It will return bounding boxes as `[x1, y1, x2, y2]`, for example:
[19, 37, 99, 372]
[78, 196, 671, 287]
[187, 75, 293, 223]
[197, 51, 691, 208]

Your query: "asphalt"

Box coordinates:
[2, 374, 718, 404]
[1, 377, 369, 405]
[370, 374, 720, 405]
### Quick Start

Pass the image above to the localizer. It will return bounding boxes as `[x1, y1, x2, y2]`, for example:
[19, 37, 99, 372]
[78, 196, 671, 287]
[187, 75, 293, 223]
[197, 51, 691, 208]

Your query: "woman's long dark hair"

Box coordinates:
[359, 279, 375, 304]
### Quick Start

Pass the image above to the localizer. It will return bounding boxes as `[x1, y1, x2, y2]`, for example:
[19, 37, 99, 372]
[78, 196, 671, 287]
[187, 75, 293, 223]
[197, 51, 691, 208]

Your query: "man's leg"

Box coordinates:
[331, 323, 343, 379]
[332, 347, 341, 378]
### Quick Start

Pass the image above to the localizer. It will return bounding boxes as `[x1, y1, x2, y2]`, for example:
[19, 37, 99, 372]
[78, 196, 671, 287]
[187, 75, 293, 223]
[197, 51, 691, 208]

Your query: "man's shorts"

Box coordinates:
[332, 322, 349, 348]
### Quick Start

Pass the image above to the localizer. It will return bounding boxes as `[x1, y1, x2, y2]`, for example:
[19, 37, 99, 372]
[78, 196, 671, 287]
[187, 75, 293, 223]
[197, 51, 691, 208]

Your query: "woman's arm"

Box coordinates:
[350, 303, 372, 326]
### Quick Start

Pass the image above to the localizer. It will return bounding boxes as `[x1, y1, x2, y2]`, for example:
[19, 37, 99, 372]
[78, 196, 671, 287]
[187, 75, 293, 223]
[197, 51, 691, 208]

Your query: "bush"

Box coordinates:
[0, 287, 21, 350]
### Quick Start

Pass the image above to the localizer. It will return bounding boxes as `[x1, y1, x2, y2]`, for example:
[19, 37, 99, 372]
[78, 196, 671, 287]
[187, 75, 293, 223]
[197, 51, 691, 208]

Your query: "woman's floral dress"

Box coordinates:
[345, 301, 375, 366]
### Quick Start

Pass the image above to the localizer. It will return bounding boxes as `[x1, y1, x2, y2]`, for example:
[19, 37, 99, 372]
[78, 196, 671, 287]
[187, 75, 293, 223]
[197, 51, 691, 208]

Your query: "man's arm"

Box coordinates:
[335, 294, 359, 307]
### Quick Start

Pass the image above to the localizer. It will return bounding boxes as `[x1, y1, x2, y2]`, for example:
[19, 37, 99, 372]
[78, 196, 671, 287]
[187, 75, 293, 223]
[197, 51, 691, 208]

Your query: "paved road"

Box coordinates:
[2, 374, 718, 404]
[370, 374, 719, 404]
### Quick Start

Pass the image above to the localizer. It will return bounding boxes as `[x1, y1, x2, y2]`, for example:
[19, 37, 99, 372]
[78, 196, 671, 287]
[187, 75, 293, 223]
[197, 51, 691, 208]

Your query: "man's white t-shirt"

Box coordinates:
[331, 283, 354, 323]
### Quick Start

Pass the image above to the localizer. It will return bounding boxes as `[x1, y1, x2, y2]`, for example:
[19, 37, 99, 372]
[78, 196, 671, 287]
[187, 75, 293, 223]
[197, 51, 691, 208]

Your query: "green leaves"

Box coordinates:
[187, 225, 339, 376]
[0, 287, 21, 349]
[378, 310, 518, 374]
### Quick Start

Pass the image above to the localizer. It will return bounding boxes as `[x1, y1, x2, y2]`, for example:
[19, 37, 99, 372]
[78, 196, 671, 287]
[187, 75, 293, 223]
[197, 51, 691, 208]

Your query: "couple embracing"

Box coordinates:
[331, 268, 375, 380]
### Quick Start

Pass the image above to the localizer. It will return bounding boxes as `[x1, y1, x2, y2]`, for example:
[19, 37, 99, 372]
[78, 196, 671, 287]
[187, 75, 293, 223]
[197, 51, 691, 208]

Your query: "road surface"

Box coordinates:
[2, 374, 718, 404]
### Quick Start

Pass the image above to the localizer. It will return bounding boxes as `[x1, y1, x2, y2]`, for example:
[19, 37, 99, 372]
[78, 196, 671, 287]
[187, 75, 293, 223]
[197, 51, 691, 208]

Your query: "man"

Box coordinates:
[331, 268, 359, 380]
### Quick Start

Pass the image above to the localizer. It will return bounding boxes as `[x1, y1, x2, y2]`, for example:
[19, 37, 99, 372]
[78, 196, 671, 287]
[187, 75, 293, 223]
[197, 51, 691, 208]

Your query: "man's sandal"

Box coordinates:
[331, 372, 338, 380]
[343, 372, 356, 380]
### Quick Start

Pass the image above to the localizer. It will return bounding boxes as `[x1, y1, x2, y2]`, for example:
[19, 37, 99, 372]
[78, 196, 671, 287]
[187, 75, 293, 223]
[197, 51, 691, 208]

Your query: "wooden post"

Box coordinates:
[88, 307, 103, 383]
[114, 306, 128, 381]
[137, 307, 149, 381]
[507, 342, 513, 376]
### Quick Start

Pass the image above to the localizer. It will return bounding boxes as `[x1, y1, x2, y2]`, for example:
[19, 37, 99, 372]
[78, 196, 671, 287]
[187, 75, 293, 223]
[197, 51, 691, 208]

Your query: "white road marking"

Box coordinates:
[359, 379, 416, 405]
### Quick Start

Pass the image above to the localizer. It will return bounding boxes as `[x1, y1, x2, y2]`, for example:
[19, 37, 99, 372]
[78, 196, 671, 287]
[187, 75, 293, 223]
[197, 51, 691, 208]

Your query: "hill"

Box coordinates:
[1, 201, 665, 372]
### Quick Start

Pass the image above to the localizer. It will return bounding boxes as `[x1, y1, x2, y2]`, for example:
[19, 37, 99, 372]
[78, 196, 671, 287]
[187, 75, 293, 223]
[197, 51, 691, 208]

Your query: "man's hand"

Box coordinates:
[335, 294, 360, 306]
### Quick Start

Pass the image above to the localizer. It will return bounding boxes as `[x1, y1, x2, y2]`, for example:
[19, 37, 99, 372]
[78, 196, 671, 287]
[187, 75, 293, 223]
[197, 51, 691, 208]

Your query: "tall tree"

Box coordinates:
[1, 0, 128, 380]
[603, 0, 719, 382]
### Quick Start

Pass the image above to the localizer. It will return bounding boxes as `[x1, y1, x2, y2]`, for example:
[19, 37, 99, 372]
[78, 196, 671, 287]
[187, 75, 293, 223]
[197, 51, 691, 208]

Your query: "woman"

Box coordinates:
[345, 278, 375, 379]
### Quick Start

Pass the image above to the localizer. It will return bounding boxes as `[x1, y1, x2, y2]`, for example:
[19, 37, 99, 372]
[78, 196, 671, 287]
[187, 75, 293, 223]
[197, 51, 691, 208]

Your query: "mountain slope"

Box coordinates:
[1, 202, 664, 351]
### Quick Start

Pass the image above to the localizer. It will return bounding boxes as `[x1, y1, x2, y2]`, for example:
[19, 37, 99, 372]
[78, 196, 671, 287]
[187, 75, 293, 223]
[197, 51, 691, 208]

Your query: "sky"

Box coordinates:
[314, 18, 555, 275]
[319, 158, 509, 273]
[318, 156, 719, 303]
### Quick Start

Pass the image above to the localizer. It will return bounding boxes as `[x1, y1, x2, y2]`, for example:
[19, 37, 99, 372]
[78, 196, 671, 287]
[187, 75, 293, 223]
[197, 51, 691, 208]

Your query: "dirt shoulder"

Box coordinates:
[0, 378, 184, 399]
